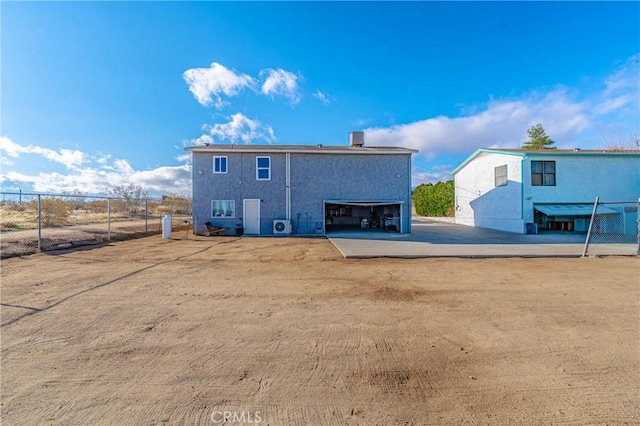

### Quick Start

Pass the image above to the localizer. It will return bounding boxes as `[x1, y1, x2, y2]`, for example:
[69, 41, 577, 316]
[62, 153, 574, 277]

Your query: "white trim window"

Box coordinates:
[256, 156, 270, 180]
[531, 160, 555, 186]
[213, 156, 228, 174]
[494, 165, 507, 187]
[212, 200, 235, 218]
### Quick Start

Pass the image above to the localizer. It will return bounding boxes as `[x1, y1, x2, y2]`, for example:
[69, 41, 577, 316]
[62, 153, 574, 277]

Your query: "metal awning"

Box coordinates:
[534, 204, 619, 216]
[325, 201, 402, 207]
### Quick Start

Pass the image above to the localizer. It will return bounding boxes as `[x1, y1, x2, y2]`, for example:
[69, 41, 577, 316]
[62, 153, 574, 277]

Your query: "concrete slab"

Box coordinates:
[327, 217, 634, 258]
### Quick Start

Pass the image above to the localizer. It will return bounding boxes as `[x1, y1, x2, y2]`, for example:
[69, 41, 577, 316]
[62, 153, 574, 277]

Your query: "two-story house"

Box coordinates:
[185, 132, 417, 236]
[452, 148, 640, 234]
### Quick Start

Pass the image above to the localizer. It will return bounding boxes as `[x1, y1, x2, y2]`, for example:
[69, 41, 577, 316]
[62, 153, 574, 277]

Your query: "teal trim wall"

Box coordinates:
[452, 148, 640, 175]
[520, 156, 526, 220]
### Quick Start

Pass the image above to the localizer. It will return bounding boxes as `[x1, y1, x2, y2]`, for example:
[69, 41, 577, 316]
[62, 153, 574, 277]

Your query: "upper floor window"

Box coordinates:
[531, 160, 555, 186]
[495, 165, 508, 187]
[256, 156, 270, 180]
[213, 156, 228, 174]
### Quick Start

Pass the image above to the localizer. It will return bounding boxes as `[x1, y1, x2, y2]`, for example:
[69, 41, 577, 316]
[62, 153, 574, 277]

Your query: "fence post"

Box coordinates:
[637, 197, 640, 256]
[37, 194, 42, 252]
[582, 196, 599, 257]
[107, 198, 111, 241]
[145, 199, 148, 233]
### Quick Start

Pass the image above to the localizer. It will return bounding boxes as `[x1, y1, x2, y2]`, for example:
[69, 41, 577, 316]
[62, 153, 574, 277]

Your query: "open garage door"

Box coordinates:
[324, 201, 402, 233]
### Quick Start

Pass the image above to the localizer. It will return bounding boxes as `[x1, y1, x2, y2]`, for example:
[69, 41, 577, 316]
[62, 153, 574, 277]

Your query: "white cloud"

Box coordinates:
[183, 62, 255, 108]
[593, 93, 636, 116]
[175, 152, 191, 163]
[113, 158, 135, 174]
[593, 54, 640, 125]
[188, 134, 214, 146]
[191, 113, 276, 145]
[0, 136, 22, 157]
[183, 62, 305, 109]
[313, 90, 334, 105]
[37, 147, 85, 168]
[94, 153, 112, 164]
[365, 87, 591, 159]
[0, 136, 86, 169]
[0, 136, 191, 196]
[360, 54, 640, 185]
[260, 68, 301, 105]
[130, 165, 191, 195]
[412, 170, 453, 187]
[4, 166, 191, 196]
[604, 54, 639, 95]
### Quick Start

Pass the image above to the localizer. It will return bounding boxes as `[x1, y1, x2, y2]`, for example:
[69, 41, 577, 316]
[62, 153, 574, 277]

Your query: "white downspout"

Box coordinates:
[285, 152, 291, 221]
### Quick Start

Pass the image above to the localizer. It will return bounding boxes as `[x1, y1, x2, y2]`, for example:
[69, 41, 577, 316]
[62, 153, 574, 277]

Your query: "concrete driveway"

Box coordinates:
[327, 217, 593, 258]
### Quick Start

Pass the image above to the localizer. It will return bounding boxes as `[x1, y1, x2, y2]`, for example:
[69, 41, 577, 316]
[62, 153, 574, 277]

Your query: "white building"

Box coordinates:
[451, 149, 640, 234]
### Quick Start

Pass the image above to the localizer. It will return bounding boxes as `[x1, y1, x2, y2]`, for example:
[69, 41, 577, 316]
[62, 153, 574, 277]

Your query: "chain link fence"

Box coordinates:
[582, 198, 639, 256]
[0, 192, 192, 258]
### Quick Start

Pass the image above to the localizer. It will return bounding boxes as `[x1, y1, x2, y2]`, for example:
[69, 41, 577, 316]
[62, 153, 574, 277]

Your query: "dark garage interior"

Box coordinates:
[325, 202, 401, 233]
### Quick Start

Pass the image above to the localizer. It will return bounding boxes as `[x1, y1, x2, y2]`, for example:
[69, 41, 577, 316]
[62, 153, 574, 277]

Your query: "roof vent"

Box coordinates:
[350, 131, 365, 147]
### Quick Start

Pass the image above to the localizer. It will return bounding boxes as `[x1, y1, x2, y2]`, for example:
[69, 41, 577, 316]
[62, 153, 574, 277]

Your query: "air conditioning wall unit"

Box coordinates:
[273, 219, 292, 235]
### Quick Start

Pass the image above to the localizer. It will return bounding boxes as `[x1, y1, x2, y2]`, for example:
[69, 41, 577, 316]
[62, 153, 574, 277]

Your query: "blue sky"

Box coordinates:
[1, 1, 638, 196]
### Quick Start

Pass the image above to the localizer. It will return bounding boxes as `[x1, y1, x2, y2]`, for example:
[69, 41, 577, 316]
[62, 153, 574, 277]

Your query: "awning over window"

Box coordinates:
[534, 204, 619, 216]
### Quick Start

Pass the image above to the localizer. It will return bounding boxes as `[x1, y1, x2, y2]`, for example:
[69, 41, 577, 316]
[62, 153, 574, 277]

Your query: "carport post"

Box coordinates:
[582, 196, 598, 257]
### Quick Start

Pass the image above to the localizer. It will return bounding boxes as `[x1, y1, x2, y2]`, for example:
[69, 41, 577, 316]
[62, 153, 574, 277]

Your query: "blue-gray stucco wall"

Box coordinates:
[191, 151, 413, 235]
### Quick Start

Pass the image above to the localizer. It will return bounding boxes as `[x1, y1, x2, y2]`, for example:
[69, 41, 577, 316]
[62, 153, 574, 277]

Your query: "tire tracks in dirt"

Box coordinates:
[0, 241, 231, 327]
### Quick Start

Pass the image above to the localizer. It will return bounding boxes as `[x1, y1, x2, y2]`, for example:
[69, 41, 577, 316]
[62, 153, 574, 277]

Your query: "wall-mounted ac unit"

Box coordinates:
[273, 219, 291, 235]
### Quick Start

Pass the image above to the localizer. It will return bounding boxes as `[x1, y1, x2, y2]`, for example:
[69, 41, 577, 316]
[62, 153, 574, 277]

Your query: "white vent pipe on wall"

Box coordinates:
[285, 152, 291, 221]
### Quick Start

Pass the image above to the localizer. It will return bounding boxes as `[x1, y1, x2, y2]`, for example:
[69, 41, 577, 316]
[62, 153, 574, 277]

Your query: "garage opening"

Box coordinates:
[324, 201, 402, 233]
[534, 204, 619, 233]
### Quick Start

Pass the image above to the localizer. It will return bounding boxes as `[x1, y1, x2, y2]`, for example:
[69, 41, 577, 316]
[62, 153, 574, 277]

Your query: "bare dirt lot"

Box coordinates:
[1, 236, 638, 425]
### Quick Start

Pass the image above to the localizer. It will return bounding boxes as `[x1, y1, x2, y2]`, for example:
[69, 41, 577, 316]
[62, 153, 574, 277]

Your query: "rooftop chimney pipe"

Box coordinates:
[350, 131, 365, 147]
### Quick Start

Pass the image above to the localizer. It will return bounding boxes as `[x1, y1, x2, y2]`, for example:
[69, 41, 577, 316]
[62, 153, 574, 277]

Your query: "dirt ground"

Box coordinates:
[1, 216, 191, 258]
[1, 235, 638, 425]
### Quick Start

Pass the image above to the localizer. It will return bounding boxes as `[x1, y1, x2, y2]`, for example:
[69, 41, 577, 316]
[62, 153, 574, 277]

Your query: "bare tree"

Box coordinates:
[62, 189, 87, 210]
[107, 183, 148, 216]
[604, 132, 640, 151]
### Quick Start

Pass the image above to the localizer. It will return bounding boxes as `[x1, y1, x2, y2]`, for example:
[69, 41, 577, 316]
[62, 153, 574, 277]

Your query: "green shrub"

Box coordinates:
[412, 180, 454, 217]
